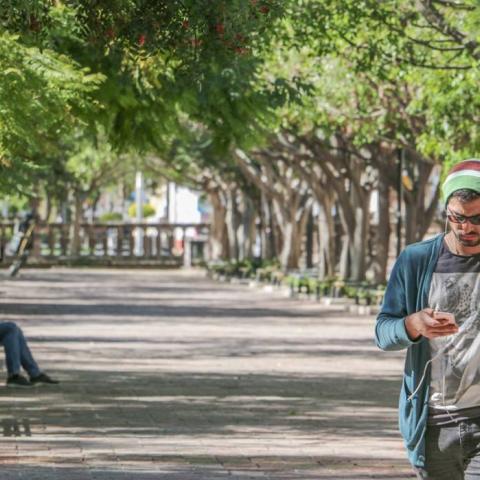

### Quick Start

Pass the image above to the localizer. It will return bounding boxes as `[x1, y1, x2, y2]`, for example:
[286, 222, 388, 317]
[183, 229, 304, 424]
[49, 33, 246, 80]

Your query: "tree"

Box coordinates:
[0, 32, 102, 192]
[0, 0, 285, 190]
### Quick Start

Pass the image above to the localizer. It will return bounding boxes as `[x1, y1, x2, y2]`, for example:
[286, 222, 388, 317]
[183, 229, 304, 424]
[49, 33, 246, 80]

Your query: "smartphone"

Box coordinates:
[433, 310, 457, 325]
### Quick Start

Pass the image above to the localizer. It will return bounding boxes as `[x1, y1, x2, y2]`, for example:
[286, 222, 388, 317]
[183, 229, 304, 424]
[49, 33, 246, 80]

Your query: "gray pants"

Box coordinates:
[416, 418, 480, 479]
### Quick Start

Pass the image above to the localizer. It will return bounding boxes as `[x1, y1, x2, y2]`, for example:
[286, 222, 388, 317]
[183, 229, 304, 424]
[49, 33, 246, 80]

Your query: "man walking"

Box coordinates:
[376, 159, 480, 479]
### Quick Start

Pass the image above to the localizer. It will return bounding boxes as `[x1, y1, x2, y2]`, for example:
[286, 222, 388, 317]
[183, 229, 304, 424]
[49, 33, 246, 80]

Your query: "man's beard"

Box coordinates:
[453, 229, 480, 247]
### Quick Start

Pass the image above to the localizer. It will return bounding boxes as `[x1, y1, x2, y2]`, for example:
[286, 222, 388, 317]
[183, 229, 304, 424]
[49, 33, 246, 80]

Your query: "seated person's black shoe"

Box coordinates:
[30, 373, 59, 385]
[6, 373, 32, 387]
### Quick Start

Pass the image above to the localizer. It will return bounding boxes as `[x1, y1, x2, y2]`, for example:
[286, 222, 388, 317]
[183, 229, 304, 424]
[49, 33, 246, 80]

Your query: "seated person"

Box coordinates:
[0, 322, 59, 387]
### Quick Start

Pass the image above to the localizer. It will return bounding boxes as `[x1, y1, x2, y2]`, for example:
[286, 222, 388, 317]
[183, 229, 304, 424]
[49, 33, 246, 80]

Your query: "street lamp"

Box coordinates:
[396, 148, 403, 258]
[135, 171, 144, 256]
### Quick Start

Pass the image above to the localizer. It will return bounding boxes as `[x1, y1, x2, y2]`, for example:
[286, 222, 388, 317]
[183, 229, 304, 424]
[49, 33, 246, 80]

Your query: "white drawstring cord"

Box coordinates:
[407, 337, 457, 402]
[442, 355, 458, 424]
[408, 358, 434, 402]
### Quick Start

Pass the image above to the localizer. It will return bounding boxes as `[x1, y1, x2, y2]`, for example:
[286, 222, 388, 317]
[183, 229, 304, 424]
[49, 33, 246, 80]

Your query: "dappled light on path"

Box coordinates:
[0, 269, 413, 479]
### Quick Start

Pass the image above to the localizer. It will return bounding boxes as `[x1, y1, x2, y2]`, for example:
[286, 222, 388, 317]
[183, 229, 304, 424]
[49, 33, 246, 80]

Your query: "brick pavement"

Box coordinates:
[0, 269, 414, 479]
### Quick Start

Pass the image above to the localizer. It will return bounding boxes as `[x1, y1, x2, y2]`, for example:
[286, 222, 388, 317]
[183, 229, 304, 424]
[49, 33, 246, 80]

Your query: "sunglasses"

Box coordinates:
[446, 208, 480, 226]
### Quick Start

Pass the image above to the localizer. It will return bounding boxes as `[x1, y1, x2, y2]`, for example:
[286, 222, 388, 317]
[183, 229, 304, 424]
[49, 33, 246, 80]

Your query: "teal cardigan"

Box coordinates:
[375, 233, 444, 468]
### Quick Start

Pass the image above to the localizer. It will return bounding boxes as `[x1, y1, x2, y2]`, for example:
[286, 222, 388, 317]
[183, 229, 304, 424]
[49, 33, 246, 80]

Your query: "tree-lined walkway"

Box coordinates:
[0, 269, 413, 479]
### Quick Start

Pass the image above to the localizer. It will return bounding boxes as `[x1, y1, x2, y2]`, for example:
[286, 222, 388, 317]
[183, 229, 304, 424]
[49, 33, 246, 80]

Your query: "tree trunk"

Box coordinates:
[28, 195, 40, 218]
[43, 191, 52, 223]
[240, 195, 256, 260]
[261, 195, 277, 260]
[208, 189, 228, 260]
[70, 190, 84, 257]
[416, 163, 441, 240]
[91, 191, 101, 223]
[305, 210, 314, 268]
[274, 199, 311, 271]
[404, 199, 418, 246]
[232, 190, 257, 261]
[418, 183, 441, 239]
[294, 204, 312, 267]
[339, 234, 350, 279]
[335, 195, 353, 280]
[279, 220, 295, 269]
[349, 189, 370, 282]
[275, 204, 297, 270]
[403, 154, 438, 245]
[372, 179, 391, 284]
[234, 147, 312, 268]
[225, 188, 240, 261]
[316, 197, 336, 278]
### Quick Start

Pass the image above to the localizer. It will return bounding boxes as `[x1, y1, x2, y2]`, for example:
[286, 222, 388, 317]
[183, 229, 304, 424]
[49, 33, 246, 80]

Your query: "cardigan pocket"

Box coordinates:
[399, 377, 426, 451]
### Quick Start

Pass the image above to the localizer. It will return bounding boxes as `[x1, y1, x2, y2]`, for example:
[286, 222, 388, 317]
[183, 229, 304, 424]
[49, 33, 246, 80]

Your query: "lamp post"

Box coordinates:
[396, 148, 404, 258]
[135, 171, 144, 256]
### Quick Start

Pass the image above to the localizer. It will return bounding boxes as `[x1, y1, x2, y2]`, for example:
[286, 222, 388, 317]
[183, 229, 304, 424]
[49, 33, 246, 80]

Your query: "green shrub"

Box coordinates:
[98, 212, 123, 223]
[128, 204, 156, 219]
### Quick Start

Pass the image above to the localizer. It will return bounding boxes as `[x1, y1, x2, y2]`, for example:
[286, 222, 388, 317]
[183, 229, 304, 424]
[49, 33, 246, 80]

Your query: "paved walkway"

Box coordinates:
[0, 269, 414, 479]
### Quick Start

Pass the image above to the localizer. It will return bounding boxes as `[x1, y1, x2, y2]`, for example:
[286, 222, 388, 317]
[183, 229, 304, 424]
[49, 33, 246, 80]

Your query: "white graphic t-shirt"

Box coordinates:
[428, 239, 480, 423]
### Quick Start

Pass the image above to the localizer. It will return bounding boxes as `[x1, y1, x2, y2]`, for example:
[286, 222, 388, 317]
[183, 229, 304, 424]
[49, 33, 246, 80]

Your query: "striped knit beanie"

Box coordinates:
[442, 159, 480, 204]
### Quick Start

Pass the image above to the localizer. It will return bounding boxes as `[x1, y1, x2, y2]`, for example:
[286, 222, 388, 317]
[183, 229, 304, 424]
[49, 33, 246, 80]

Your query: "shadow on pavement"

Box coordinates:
[0, 270, 411, 478]
[0, 370, 401, 438]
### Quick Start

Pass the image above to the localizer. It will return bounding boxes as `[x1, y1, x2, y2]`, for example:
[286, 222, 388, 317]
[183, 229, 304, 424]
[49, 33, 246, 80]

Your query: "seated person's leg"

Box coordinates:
[18, 328, 59, 384]
[17, 325, 40, 378]
[0, 322, 23, 377]
[17, 327, 58, 384]
[0, 322, 59, 386]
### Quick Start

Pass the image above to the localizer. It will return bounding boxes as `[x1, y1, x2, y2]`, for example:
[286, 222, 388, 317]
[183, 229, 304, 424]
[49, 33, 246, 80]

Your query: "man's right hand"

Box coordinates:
[405, 308, 458, 340]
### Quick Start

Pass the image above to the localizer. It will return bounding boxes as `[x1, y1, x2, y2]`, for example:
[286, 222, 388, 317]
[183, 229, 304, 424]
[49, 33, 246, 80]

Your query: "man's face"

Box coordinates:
[447, 196, 480, 248]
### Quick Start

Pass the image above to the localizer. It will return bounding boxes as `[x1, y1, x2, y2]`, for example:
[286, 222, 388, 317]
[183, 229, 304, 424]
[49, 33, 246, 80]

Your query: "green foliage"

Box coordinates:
[207, 258, 281, 280]
[1, 0, 480, 204]
[0, 0, 286, 194]
[413, 67, 480, 162]
[282, 0, 480, 164]
[0, 32, 103, 192]
[128, 203, 156, 219]
[98, 212, 123, 223]
[0, 194, 29, 218]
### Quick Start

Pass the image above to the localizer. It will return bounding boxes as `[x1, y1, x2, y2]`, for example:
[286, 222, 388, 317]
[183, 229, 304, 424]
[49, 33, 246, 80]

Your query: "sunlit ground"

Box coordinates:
[0, 269, 413, 479]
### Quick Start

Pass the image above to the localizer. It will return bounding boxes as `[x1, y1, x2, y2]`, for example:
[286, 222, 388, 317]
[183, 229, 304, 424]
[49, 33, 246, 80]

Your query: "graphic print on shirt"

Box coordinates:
[428, 243, 480, 410]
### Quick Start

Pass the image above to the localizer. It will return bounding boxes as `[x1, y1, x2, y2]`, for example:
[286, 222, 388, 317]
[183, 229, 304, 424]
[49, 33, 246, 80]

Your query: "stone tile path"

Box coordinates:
[0, 269, 414, 479]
